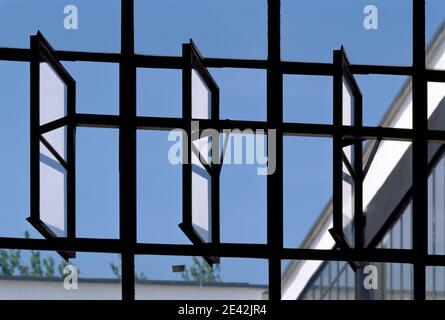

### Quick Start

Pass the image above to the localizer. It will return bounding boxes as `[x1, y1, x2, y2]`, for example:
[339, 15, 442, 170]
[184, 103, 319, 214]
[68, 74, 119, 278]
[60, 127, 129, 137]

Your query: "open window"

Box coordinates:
[28, 32, 76, 260]
[180, 40, 223, 266]
[330, 47, 363, 269]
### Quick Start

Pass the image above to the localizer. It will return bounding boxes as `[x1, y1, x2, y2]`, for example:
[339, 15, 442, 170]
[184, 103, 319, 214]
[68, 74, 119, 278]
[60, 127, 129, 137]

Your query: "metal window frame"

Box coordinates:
[330, 47, 363, 271]
[0, 0, 439, 301]
[28, 31, 76, 261]
[180, 40, 220, 266]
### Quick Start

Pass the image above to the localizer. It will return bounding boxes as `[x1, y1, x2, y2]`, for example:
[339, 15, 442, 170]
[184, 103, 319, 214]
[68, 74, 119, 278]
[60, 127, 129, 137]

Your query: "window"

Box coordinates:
[0, 0, 441, 302]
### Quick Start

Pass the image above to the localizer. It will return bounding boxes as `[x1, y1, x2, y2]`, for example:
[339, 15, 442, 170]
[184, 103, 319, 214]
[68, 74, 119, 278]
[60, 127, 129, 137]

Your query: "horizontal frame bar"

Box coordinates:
[0, 47, 439, 77]
[0, 236, 442, 265]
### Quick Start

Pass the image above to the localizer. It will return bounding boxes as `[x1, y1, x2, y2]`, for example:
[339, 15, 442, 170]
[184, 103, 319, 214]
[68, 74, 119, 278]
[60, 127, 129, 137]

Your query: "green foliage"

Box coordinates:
[181, 257, 221, 284]
[110, 257, 148, 281]
[0, 231, 64, 278]
[110, 261, 120, 278]
[58, 260, 69, 277]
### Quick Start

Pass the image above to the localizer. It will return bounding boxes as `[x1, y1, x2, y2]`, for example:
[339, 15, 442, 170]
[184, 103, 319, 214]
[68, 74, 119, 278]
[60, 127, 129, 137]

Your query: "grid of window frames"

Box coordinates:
[0, 0, 444, 301]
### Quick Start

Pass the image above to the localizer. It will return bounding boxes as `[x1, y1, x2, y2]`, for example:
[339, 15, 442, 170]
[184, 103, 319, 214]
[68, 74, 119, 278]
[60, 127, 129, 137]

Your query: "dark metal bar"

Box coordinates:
[74, 112, 423, 142]
[2, 0, 442, 302]
[341, 150, 356, 181]
[67, 65, 77, 257]
[332, 49, 343, 246]
[426, 69, 445, 82]
[39, 116, 69, 134]
[120, 0, 136, 301]
[0, 47, 421, 76]
[211, 74, 221, 259]
[39, 136, 68, 170]
[29, 36, 39, 225]
[70, 113, 423, 142]
[412, 0, 427, 301]
[267, 0, 283, 301]
[0, 236, 422, 263]
[363, 138, 382, 179]
[75, 114, 122, 128]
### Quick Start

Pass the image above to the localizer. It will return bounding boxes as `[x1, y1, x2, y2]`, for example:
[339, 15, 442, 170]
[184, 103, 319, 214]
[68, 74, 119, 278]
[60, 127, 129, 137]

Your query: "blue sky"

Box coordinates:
[0, 0, 444, 293]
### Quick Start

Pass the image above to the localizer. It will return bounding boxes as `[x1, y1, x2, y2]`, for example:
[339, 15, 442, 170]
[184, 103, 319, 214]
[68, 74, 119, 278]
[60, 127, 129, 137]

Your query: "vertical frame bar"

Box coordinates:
[180, 41, 220, 265]
[211, 82, 220, 249]
[30, 35, 40, 225]
[120, 0, 136, 301]
[412, 0, 427, 301]
[67, 68, 76, 242]
[182, 42, 192, 233]
[333, 49, 343, 242]
[267, 0, 283, 301]
[29, 32, 76, 260]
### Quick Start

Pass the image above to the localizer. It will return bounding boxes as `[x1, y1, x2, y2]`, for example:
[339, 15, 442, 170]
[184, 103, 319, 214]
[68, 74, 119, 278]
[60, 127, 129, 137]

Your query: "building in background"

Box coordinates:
[281, 21, 445, 301]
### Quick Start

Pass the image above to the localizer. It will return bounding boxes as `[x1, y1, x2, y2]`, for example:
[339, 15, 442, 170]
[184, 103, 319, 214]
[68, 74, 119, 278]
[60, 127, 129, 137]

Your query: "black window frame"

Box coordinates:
[180, 39, 220, 266]
[28, 31, 76, 260]
[329, 47, 363, 270]
[0, 0, 438, 301]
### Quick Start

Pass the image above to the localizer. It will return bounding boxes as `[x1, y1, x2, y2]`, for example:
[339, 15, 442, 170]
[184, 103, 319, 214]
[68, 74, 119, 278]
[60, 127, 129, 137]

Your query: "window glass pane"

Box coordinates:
[63, 62, 119, 115]
[220, 133, 266, 244]
[356, 75, 411, 128]
[0, 0, 121, 52]
[135, 0, 267, 58]
[191, 70, 211, 120]
[428, 149, 445, 255]
[284, 75, 332, 124]
[76, 128, 119, 239]
[40, 62, 67, 125]
[42, 126, 66, 162]
[135, 256, 268, 300]
[137, 68, 182, 118]
[191, 137, 212, 243]
[0, 252, 121, 299]
[426, 0, 445, 70]
[39, 142, 67, 237]
[342, 79, 354, 126]
[137, 131, 184, 244]
[427, 266, 445, 300]
[283, 137, 332, 249]
[210, 68, 266, 121]
[282, 0, 412, 65]
[282, 260, 356, 300]
[377, 202, 412, 250]
[342, 164, 354, 247]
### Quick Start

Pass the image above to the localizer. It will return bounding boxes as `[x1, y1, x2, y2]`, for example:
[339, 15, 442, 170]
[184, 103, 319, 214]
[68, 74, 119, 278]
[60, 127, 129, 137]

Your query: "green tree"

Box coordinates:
[0, 231, 63, 278]
[110, 257, 148, 281]
[58, 259, 69, 277]
[181, 257, 221, 284]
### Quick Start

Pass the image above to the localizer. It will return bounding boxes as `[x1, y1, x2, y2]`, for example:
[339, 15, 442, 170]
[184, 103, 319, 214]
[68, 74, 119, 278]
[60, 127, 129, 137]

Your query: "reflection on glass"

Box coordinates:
[427, 266, 445, 300]
[191, 69, 211, 119]
[297, 261, 356, 300]
[190, 67, 213, 242]
[42, 126, 67, 162]
[39, 142, 67, 237]
[342, 161, 354, 247]
[39, 62, 67, 125]
[428, 155, 445, 255]
[191, 136, 211, 243]
[341, 78, 355, 246]
[342, 79, 354, 126]
[297, 260, 413, 300]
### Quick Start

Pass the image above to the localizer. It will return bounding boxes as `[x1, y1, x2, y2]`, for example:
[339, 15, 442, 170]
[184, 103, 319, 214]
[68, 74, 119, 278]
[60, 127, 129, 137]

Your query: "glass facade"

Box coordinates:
[298, 149, 445, 300]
